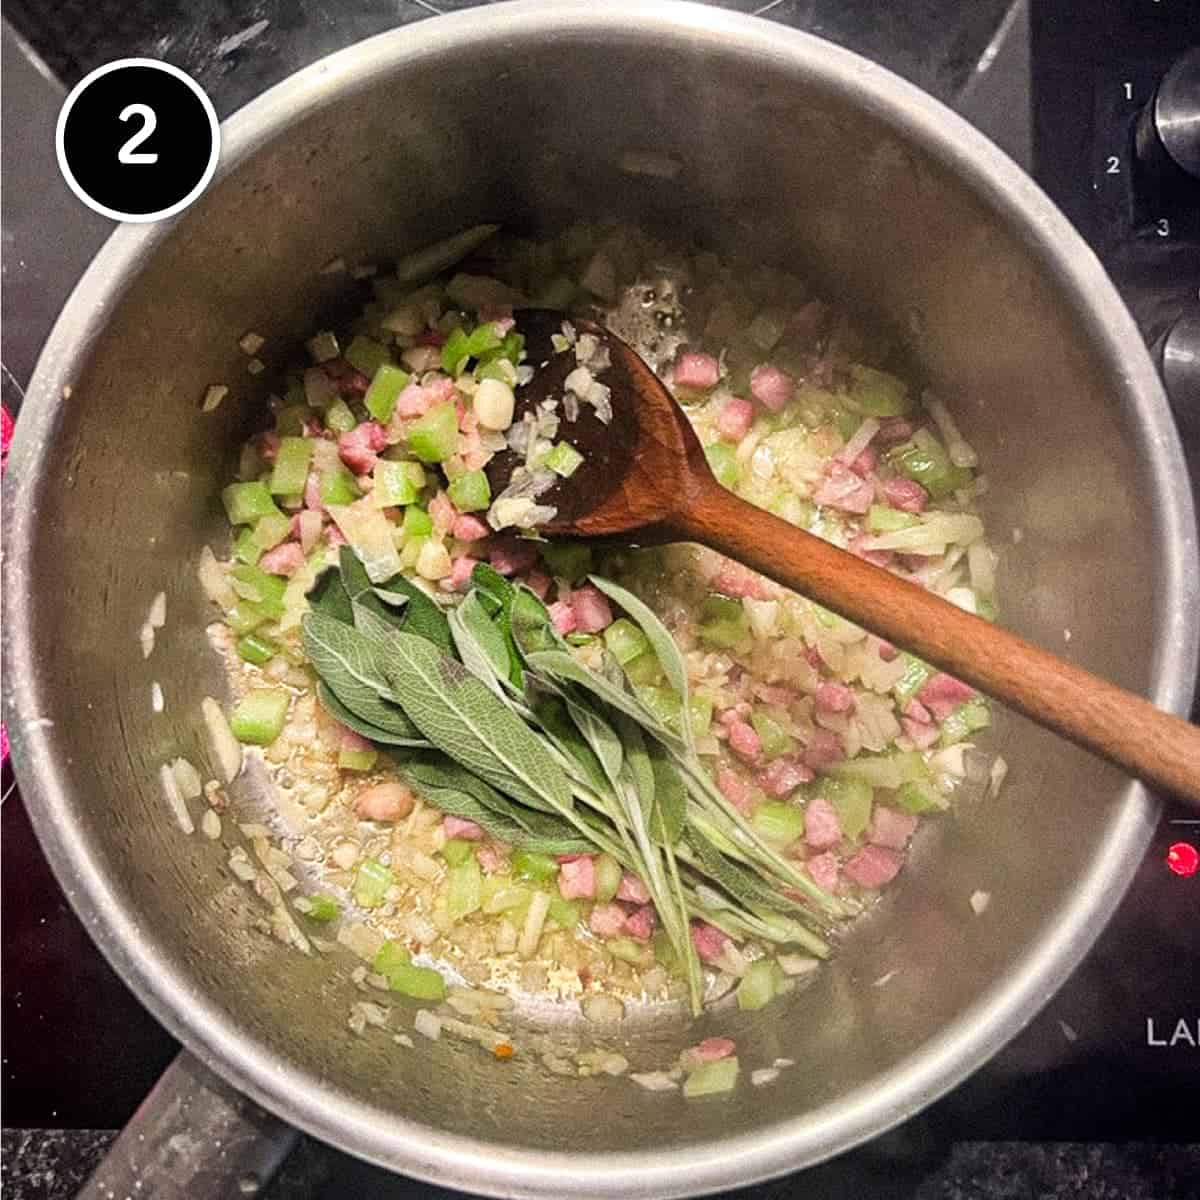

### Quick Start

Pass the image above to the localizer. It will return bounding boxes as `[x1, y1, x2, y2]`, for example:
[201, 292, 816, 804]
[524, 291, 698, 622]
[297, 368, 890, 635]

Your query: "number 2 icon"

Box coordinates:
[118, 103, 158, 164]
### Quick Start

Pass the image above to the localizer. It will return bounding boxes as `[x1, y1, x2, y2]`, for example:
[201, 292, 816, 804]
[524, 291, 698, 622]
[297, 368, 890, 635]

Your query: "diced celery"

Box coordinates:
[364, 363, 410, 423]
[846, 364, 912, 416]
[894, 653, 934, 705]
[402, 505, 433, 538]
[230, 564, 287, 617]
[228, 689, 289, 745]
[830, 750, 929, 790]
[976, 596, 998, 622]
[545, 442, 584, 478]
[373, 939, 412, 978]
[540, 542, 593, 580]
[737, 958, 785, 1010]
[752, 802, 804, 848]
[223, 601, 271, 635]
[683, 1057, 740, 1098]
[697, 594, 751, 651]
[704, 442, 740, 488]
[398, 535, 426, 572]
[820, 776, 873, 841]
[747, 308, 788, 352]
[344, 335, 391, 378]
[466, 323, 503, 359]
[566, 633, 596, 647]
[324, 399, 357, 436]
[896, 779, 944, 813]
[269, 436, 314, 495]
[441, 838, 474, 867]
[275, 405, 309, 436]
[304, 893, 340, 922]
[252, 512, 292, 553]
[867, 504, 919, 533]
[769, 492, 813, 528]
[385, 962, 446, 1001]
[888, 428, 972, 500]
[512, 849, 559, 883]
[604, 618, 650, 666]
[594, 854, 622, 903]
[447, 469, 491, 513]
[689, 695, 714, 736]
[234, 527, 262, 566]
[483, 882, 531, 917]
[635, 685, 682, 726]
[320, 464, 361, 506]
[222, 481, 282, 526]
[441, 327, 472, 375]
[607, 936, 651, 965]
[751, 710, 795, 759]
[338, 747, 378, 771]
[353, 858, 393, 908]
[236, 631, 278, 665]
[832, 406, 860, 441]
[407, 403, 459, 463]
[939, 698, 991, 746]
[447, 857, 482, 921]
[374, 459, 425, 507]
[547, 896, 581, 929]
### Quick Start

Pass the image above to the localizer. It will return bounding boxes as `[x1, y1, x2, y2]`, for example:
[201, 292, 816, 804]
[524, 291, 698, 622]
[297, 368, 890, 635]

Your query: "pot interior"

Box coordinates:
[8, 8, 1180, 1194]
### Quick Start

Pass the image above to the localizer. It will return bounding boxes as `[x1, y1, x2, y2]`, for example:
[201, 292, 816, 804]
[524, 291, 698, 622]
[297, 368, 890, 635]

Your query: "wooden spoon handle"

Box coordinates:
[674, 477, 1200, 804]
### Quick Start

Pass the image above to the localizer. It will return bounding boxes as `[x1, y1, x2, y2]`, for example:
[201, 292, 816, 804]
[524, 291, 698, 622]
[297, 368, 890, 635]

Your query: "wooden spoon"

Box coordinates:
[494, 310, 1200, 803]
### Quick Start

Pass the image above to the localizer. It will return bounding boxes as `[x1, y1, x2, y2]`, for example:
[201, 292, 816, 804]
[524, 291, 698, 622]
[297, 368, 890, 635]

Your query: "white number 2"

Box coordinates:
[118, 103, 158, 164]
[1106, 155, 1121, 174]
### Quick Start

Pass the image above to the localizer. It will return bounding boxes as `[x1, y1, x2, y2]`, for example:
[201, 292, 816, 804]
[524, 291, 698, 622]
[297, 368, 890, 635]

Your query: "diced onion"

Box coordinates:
[239, 331, 265, 355]
[337, 921, 385, 962]
[159, 763, 194, 833]
[200, 809, 222, 840]
[988, 755, 1009, 798]
[581, 993, 625, 1024]
[924, 393, 978, 468]
[139, 623, 155, 659]
[751, 1068, 780, 1087]
[630, 1071, 678, 1092]
[518, 890, 551, 959]
[970, 890, 991, 915]
[414, 1009, 443, 1040]
[198, 546, 236, 609]
[201, 385, 228, 412]
[151, 682, 164, 714]
[201, 696, 243, 783]
[171, 756, 203, 801]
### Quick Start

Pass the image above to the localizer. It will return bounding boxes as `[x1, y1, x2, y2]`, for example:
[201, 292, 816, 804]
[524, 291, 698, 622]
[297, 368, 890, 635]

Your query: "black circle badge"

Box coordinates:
[56, 59, 220, 223]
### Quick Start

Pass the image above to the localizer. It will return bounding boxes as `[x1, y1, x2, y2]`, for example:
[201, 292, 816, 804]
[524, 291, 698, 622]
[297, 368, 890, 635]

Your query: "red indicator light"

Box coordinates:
[1166, 841, 1199, 878]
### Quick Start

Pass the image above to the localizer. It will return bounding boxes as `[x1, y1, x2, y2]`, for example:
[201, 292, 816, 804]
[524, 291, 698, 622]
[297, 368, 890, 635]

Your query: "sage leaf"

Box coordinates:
[589, 575, 694, 747]
[649, 740, 686, 846]
[315, 682, 429, 748]
[302, 611, 423, 740]
[376, 628, 573, 816]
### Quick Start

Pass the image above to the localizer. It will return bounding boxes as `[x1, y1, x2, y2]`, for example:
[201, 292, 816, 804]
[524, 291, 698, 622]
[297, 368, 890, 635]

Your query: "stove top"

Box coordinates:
[2, 0, 1198, 1195]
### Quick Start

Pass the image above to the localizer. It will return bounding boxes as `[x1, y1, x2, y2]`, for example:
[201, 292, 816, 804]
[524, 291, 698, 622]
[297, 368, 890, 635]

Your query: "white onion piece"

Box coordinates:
[201, 697, 243, 783]
[630, 1071, 678, 1092]
[414, 1009, 442, 1041]
[581, 993, 625, 1024]
[171, 756, 203, 801]
[835, 416, 880, 466]
[970, 890, 991, 915]
[151, 682, 164, 714]
[200, 809, 222, 840]
[159, 763, 194, 833]
[751, 1068, 780, 1087]
[518, 890, 551, 959]
[139, 623, 155, 659]
[201, 385, 228, 412]
[924, 393, 978, 468]
[198, 546, 236, 609]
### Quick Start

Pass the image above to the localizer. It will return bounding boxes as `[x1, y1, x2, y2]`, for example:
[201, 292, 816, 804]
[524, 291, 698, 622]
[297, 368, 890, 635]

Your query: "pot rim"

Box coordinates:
[5, 2, 1197, 1196]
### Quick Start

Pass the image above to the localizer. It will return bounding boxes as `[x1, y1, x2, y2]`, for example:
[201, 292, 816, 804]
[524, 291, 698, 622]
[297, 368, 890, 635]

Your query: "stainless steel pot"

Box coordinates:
[5, 3, 1197, 1197]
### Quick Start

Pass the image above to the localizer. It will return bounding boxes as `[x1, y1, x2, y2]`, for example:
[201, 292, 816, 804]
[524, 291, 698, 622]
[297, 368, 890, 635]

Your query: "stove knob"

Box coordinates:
[1159, 311, 1200, 434]
[1136, 49, 1200, 187]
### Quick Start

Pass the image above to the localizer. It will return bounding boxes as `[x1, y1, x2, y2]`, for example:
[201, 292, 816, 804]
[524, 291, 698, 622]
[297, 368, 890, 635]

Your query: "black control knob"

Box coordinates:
[1159, 310, 1200, 433]
[1136, 48, 1200, 186]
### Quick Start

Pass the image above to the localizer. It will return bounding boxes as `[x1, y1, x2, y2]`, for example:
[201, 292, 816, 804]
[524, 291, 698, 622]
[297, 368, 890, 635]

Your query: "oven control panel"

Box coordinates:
[1033, 5, 1199, 427]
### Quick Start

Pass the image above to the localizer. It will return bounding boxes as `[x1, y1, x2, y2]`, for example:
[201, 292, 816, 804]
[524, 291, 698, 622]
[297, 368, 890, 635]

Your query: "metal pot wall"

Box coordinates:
[4, 3, 1197, 1197]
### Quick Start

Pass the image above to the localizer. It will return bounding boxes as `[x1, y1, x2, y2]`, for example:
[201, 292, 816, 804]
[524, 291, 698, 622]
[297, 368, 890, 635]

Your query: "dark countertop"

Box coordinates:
[4, 1130, 1199, 1200]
